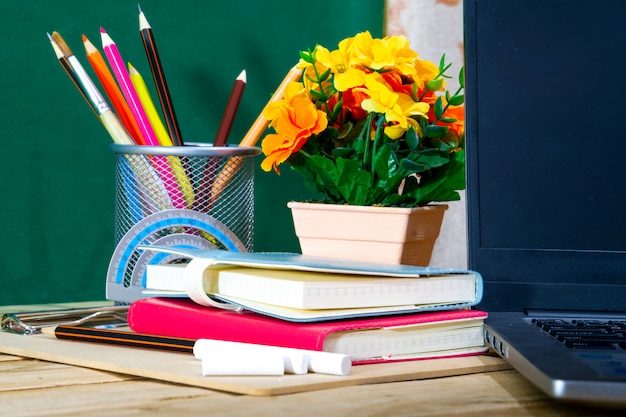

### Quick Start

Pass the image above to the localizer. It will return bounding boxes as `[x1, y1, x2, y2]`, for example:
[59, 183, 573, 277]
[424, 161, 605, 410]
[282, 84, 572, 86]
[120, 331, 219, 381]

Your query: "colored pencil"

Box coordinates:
[207, 65, 303, 204]
[130, 63, 195, 207]
[129, 63, 173, 147]
[50, 325, 195, 354]
[50, 32, 134, 146]
[214, 69, 247, 146]
[83, 34, 144, 145]
[138, 5, 184, 146]
[101, 27, 187, 209]
[47, 33, 96, 116]
[238, 64, 302, 147]
[100, 27, 159, 147]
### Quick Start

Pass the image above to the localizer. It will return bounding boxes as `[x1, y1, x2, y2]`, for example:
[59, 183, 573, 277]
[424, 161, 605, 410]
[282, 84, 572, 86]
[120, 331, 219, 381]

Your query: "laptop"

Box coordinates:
[464, 0, 626, 407]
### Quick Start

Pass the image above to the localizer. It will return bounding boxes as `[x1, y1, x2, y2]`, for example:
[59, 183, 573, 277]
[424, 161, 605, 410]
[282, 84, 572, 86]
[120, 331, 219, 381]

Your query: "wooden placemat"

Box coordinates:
[0, 330, 509, 396]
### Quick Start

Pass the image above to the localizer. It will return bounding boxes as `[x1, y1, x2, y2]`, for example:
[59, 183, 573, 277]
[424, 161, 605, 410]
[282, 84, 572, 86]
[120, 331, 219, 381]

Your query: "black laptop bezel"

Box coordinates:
[464, 0, 626, 313]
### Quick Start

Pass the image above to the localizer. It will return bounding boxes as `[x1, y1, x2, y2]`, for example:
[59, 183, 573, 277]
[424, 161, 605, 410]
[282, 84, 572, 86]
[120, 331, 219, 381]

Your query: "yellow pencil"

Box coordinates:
[129, 63, 195, 208]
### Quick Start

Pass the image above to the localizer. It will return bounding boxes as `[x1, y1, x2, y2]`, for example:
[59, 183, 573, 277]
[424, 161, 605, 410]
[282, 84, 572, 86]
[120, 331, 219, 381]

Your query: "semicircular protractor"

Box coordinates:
[106, 209, 246, 303]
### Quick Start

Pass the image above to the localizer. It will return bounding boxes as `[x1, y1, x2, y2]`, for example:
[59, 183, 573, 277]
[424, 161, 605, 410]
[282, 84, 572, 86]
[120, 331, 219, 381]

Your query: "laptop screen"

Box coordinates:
[464, 0, 626, 312]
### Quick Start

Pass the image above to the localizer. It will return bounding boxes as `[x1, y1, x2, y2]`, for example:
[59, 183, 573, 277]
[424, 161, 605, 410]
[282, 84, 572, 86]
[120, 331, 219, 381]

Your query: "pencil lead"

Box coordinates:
[138, 4, 142, 14]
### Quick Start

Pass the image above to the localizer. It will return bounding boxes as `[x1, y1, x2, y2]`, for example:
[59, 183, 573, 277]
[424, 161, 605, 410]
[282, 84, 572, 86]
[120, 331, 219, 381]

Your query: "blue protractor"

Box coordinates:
[106, 209, 247, 303]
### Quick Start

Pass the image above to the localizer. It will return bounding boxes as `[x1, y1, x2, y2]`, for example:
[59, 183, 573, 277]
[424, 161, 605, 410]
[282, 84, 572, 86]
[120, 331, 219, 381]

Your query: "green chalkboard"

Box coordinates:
[0, 0, 384, 305]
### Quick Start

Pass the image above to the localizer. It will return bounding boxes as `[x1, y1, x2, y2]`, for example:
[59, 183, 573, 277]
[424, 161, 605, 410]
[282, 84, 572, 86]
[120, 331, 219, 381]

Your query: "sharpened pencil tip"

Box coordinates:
[100, 26, 106, 34]
[46, 32, 53, 41]
[138, 4, 142, 13]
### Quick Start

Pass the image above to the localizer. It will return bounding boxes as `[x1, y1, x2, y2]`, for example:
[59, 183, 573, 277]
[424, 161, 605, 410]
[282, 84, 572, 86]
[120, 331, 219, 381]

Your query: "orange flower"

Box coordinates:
[261, 88, 328, 173]
[441, 105, 465, 137]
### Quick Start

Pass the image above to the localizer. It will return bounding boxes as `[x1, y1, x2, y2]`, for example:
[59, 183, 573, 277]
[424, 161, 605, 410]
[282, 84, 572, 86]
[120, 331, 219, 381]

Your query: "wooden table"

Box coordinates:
[1, 303, 623, 416]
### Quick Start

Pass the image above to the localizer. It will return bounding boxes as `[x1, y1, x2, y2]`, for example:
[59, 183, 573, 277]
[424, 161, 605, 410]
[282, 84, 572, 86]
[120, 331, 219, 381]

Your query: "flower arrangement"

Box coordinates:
[260, 31, 465, 208]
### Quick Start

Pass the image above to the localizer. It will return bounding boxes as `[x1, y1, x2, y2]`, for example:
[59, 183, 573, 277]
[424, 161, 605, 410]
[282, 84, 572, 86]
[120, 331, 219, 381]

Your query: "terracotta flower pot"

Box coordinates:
[288, 202, 448, 266]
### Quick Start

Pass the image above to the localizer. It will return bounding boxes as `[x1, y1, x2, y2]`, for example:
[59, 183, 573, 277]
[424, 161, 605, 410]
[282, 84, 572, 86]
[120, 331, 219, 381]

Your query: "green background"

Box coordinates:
[0, 0, 384, 305]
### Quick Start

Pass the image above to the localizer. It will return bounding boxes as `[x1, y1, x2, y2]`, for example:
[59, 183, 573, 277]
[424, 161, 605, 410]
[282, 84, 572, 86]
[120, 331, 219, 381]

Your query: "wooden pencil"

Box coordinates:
[50, 324, 195, 354]
[214, 69, 247, 147]
[138, 5, 184, 146]
[83, 34, 144, 145]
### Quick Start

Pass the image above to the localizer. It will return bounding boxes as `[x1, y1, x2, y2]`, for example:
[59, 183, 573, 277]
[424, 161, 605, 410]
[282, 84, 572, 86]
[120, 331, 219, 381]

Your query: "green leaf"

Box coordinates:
[309, 89, 328, 103]
[332, 147, 354, 158]
[333, 158, 372, 205]
[434, 97, 445, 119]
[459, 66, 465, 88]
[299, 50, 314, 63]
[425, 124, 449, 138]
[317, 68, 332, 82]
[448, 94, 464, 106]
[400, 158, 429, 172]
[330, 99, 343, 121]
[405, 127, 419, 150]
[426, 78, 444, 92]
[374, 145, 391, 179]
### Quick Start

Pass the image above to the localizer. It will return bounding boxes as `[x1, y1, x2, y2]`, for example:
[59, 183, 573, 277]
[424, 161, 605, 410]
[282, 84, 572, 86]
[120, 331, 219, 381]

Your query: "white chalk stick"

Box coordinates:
[201, 353, 285, 376]
[194, 339, 351, 376]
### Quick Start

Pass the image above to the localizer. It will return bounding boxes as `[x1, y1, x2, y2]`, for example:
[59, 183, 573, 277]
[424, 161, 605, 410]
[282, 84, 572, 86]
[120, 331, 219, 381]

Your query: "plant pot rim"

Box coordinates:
[287, 201, 448, 214]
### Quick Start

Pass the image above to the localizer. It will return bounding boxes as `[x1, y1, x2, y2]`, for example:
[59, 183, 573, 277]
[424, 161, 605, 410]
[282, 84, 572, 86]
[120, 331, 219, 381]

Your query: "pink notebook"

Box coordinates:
[128, 297, 488, 364]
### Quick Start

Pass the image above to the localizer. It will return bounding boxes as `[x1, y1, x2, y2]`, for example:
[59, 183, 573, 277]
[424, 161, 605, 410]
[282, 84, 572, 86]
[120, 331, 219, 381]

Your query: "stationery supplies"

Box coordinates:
[138, 5, 184, 146]
[47, 33, 96, 116]
[202, 354, 285, 376]
[101, 27, 187, 210]
[129, 63, 195, 207]
[136, 246, 483, 321]
[128, 297, 488, 364]
[50, 324, 194, 353]
[48, 32, 134, 146]
[145, 263, 477, 310]
[1, 306, 128, 335]
[209, 65, 303, 203]
[100, 27, 157, 146]
[83, 35, 144, 144]
[193, 339, 352, 376]
[214, 69, 247, 146]
[46, 324, 348, 375]
[107, 146, 260, 303]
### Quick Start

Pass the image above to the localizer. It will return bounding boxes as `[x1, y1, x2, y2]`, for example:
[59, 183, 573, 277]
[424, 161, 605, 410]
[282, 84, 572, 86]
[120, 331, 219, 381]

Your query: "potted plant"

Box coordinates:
[260, 31, 465, 266]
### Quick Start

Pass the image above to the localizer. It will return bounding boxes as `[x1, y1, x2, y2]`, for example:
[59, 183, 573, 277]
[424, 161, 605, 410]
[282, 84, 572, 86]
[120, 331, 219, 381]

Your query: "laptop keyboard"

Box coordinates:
[531, 318, 626, 350]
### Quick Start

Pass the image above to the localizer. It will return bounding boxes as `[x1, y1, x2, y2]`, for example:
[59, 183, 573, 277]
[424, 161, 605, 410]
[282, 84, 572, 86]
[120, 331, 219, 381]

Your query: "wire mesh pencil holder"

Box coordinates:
[106, 143, 260, 303]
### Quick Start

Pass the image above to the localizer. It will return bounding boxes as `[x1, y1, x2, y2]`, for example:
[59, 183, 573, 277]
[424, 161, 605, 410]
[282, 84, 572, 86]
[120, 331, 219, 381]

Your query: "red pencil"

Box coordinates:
[214, 70, 247, 147]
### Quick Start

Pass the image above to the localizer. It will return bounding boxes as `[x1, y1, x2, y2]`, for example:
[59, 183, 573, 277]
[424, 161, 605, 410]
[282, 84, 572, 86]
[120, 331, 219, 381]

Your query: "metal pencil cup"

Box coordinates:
[107, 143, 260, 302]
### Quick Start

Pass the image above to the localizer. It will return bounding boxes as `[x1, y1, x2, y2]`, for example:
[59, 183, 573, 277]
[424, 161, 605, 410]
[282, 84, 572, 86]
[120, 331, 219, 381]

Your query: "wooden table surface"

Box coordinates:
[1, 303, 624, 416]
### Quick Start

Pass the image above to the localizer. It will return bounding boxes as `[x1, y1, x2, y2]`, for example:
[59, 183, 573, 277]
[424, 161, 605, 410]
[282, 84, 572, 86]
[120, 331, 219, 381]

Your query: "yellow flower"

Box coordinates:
[359, 74, 399, 114]
[313, 45, 367, 92]
[384, 94, 430, 139]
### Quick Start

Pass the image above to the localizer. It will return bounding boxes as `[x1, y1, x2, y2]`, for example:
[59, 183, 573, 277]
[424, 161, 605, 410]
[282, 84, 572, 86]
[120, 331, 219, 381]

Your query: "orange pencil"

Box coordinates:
[83, 34, 145, 145]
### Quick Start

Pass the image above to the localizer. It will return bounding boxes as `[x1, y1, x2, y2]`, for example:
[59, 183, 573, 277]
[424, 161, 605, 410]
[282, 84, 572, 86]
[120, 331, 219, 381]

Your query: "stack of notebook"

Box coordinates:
[126, 246, 488, 364]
